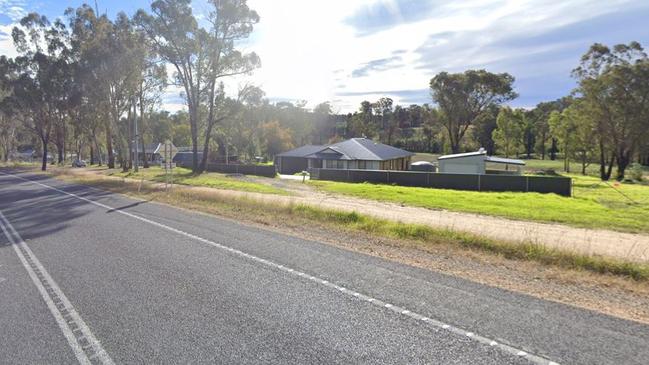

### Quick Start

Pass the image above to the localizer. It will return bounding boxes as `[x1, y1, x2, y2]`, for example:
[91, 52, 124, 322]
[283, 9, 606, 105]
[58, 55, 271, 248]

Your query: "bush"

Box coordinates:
[629, 163, 644, 182]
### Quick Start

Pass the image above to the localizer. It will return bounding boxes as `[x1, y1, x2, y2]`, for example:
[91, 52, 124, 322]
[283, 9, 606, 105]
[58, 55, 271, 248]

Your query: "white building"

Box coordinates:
[438, 148, 525, 175]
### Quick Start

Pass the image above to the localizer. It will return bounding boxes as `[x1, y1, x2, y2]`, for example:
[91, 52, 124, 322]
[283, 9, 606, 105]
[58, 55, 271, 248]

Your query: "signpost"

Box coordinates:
[159, 140, 178, 189]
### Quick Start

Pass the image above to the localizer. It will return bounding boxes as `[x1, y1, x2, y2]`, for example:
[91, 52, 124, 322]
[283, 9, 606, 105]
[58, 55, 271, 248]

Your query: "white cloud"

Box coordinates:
[0, 0, 26, 22]
[0, 23, 18, 58]
[234, 0, 647, 111]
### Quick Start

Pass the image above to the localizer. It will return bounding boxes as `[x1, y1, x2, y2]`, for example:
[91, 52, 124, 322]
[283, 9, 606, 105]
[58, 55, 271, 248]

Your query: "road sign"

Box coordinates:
[160, 140, 178, 162]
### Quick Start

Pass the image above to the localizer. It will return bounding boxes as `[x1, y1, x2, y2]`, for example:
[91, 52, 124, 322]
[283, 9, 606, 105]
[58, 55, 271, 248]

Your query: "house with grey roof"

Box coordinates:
[274, 138, 414, 174]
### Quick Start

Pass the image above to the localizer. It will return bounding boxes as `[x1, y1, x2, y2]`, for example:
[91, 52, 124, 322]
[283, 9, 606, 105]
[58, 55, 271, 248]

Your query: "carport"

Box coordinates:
[438, 149, 525, 175]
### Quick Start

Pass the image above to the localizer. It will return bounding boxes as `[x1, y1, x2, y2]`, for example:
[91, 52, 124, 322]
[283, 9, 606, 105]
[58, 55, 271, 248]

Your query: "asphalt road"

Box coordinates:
[1, 169, 648, 364]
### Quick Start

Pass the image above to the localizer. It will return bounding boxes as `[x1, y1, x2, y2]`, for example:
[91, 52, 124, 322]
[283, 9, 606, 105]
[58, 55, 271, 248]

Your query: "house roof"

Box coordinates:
[437, 150, 487, 160]
[438, 149, 525, 166]
[275, 144, 325, 158]
[485, 156, 526, 166]
[306, 138, 414, 161]
[135, 143, 160, 154]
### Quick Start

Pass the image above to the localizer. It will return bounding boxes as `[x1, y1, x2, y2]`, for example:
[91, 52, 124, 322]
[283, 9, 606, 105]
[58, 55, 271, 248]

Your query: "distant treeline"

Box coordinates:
[0, 0, 647, 180]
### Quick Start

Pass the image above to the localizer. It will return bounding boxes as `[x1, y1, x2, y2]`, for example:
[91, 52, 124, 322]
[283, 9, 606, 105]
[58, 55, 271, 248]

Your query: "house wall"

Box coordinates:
[276, 156, 308, 174]
[438, 155, 485, 174]
[323, 160, 381, 170]
[380, 157, 411, 171]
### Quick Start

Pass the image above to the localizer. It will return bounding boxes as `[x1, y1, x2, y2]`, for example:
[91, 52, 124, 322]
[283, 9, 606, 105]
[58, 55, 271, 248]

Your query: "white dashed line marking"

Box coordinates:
[1, 172, 560, 365]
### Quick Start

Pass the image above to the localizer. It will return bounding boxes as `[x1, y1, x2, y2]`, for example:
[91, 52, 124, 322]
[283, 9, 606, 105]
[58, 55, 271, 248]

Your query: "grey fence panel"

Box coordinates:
[527, 176, 571, 196]
[428, 173, 480, 190]
[349, 170, 390, 184]
[309, 168, 571, 196]
[388, 171, 429, 186]
[211, 164, 238, 174]
[480, 174, 528, 192]
[317, 168, 351, 182]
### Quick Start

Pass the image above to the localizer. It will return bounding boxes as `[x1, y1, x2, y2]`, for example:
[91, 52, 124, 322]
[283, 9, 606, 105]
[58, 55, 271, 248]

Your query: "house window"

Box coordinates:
[325, 160, 335, 169]
[336, 160, 344, 169]
[358, 161, 366, 169]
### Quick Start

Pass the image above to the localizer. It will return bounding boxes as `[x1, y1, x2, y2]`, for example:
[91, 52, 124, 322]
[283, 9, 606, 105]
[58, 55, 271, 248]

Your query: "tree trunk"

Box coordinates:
[550, 138, 557, 160]
[190, 103, 199, 173]
[450, 133, 460, 154]
[200, 124, 213, 172]
[93, 134, 103, 166]
[599, 138, 607, 180]
[127, 106, 133, 171]
[615, 149, 631, 181]
[90, 145, 95, 165]
[41, 138, 48, 171]
[106, 121, 114, 168]
[57, 143, 64, 164]
[140, 134, 148, 168]
[139, 95, 149, 168]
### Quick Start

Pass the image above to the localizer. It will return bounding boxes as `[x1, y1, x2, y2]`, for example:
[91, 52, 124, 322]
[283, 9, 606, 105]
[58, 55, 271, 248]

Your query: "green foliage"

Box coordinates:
[629, 163, 644, 182]
[492, 107, 524, 157]
[430, 69, 517, 153]
[259, 121, 294, 158]
[573, 41, 649, 180]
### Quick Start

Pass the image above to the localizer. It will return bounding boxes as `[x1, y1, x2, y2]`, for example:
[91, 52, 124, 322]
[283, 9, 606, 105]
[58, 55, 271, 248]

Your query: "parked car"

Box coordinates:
[72, 159, 87, 168]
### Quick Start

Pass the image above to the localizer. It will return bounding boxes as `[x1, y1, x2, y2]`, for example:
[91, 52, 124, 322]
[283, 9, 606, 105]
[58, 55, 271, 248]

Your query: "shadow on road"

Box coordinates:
[0, 168, 118, 243]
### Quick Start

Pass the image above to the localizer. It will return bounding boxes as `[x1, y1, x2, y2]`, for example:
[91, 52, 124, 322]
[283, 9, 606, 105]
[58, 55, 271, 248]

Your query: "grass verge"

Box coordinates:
[309, 174, 649, 234]
[48, 169, 649, 282]
[104, 166, 287, 195]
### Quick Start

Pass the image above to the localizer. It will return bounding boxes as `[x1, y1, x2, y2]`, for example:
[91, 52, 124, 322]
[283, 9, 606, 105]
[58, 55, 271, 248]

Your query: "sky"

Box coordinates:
[1, 0, 649, 113]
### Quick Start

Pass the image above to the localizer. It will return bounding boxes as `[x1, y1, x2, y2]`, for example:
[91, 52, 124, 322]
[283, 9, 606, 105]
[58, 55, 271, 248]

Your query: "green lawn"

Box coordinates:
[106, 166, 287, 195]
[309, 174, 649, 233]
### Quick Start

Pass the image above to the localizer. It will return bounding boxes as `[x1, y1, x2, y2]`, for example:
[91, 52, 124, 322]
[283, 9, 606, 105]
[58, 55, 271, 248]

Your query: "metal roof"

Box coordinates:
[278, 138, 413, 161]
[437, 150, 487, 160]
[308, 138, 413, 161]
[485, 156, 526, 166]
[275, 145, 326, 158]
[438, 149, 525, 166]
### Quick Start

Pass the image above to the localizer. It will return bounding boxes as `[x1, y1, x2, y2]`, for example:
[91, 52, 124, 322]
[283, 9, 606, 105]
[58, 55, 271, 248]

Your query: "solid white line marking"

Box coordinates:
[0, 171, 559, 365]
[0, 209, 114, 365]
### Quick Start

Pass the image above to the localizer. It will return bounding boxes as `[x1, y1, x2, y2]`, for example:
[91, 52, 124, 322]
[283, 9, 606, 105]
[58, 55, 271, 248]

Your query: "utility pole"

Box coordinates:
[133, 96, 139, 172]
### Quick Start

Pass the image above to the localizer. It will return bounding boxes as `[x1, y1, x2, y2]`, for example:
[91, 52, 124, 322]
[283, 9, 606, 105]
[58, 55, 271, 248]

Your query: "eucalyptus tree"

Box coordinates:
[10, 13, 78, 170]
[372, 97, 393, 142]
[135, 50, 167, 168]
[198, 0, 260, 171]
[136, 0, 212, 172]
[493, 107, 524, 158]
[0, 56, 18, 162]
[573, 42, 649, 180]
[430, 70, 517, 153]
[67, 5, 117, 167]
